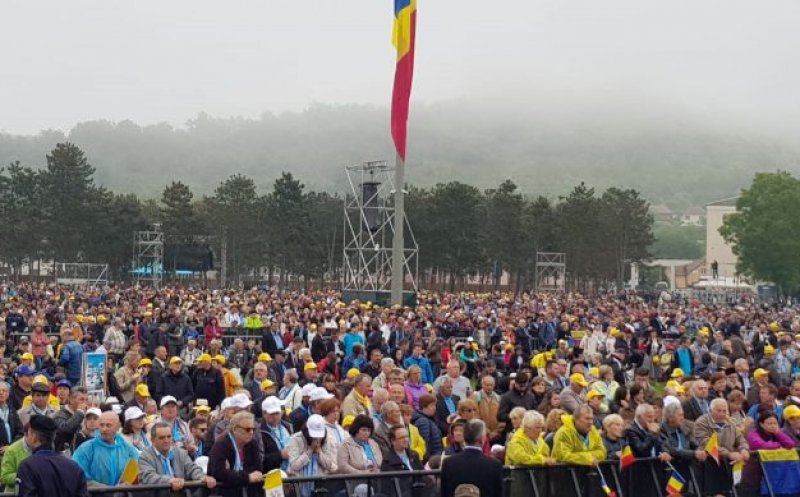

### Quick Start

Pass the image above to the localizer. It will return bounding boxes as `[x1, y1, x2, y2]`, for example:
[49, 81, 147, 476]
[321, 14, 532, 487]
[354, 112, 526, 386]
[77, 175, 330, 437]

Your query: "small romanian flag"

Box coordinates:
[620, 445, 635, 470]
[706, 431, 721, 465]
[598, 468, 617, 497]
[666, 469, 686, 495]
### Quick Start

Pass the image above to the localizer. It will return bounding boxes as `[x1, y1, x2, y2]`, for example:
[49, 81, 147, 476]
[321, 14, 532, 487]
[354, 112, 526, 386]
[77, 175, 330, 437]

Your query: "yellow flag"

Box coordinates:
[706, 432, 721, 465]
[118, 459, 140, 485]
[263, 468, 284, 497]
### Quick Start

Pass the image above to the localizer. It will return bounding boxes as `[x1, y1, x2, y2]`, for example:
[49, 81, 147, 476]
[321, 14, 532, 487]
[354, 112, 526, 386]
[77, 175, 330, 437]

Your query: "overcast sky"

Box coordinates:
[1, 0, 799, 137]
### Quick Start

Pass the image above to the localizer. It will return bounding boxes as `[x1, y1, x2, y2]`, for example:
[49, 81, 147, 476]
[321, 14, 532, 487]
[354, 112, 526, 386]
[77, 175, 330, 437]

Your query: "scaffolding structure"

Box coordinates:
[535, 252, 566, 292]
[133, 224, 164, 288]
[53, 263, 109, 287]
[342, 161, 418, 294]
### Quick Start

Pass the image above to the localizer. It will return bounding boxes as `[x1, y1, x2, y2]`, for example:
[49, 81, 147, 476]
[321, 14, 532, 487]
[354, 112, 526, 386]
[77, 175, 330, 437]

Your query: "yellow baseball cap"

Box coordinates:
[21, 353, 33, 361]
[671, 368, 685, 378]
[33, 374, 48, 385]
[304, 362, 318, 371]
[589, 367, 599, 378]
[197, 353, 212, 362]
[193, 405, 211, 413]
[258, 352, 273, 363]
[666, 380, 680, 389]
[260, 379, 275, 390]
[213, 355, 226, 365]
[586, 390, 603, 401]
[346, 368, 361, 379]
[139, 358, 153, 367]
[769, 322, 781, 332]
[784, 405, 800, 420]
[569, 373, 588, 387]
[135, 384, 151, 397]
[764, 345, 776, 356]
[675, 385, 686, 394]
[169, 356, 183, 365]
[754, 368, 769, 378]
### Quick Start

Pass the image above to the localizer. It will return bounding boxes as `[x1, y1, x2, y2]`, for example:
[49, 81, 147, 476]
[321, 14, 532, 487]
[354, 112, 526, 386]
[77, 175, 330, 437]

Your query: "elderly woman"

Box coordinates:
[506, 410, 554, 466]
[589, 365, 619, 413]
[506, 410, 554, 497]
[319, 398, 348, 454]
[505, 406, 527, 442]
[403, 365, 427, 410]
[601, 414, 626, 460]
[694, 398, 750, 496]
[337, 414, 383, 484]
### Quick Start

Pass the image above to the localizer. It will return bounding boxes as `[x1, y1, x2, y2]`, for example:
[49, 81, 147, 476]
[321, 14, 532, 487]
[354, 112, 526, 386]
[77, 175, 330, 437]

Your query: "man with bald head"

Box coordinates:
[72, 411, 139, 486]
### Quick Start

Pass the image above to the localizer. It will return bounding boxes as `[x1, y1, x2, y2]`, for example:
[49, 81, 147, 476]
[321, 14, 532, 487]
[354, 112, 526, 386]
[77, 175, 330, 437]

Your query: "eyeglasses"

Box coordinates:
[237, 426, 256, 433]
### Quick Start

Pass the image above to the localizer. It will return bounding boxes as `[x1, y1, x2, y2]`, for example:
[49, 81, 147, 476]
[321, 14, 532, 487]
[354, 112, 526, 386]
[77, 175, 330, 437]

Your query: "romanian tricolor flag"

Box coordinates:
[758, 449, 800, 496]
[620, 445, 635, 470]
[666, 469, 686, 495]
[705, 432, 720, 465]
[391, 0, 417, 161]
[598, 468, 617, 497]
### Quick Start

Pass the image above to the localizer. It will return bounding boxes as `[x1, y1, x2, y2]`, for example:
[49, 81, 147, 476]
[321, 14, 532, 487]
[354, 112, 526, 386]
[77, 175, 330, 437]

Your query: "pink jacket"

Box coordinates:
[31, 330, 49, 357]
[746, 429, 796, 450]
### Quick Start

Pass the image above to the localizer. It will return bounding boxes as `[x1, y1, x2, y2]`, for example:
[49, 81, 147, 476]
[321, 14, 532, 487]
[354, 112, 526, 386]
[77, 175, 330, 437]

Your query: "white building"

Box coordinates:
[705, 197, 739, 278]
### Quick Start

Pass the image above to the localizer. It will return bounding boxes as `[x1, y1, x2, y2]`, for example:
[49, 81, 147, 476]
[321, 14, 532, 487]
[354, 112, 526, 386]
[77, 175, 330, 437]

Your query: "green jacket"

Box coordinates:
[552, 415, 607, 465]
[1, 439, 30, 492]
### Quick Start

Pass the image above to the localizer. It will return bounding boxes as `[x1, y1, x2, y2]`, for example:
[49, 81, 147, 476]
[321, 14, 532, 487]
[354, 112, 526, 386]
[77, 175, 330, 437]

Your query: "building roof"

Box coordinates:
[706, 196, 740, 207]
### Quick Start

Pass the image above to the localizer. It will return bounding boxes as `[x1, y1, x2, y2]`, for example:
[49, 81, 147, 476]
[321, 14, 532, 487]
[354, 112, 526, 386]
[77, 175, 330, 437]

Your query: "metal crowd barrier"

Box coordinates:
[5, 451, 800, 497]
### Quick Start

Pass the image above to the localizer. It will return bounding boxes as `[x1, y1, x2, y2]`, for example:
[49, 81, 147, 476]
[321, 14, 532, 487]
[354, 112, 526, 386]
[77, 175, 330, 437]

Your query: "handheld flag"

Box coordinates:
[118, 458, 139, 485]
[597, 467, 617, 497]
[666, 469, 686, 495]
[732, 460, 744, 485]
[705, 432, 721, 465]
[391, 0, 417, 161]
[620, 445, 635, 470]
[264, 468, 285, 497]
[758, 449, 800, 496]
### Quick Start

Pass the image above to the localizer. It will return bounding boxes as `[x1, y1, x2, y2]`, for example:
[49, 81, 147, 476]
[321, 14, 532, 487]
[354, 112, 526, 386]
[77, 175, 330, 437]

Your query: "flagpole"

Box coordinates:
[391, 152, 405, 306]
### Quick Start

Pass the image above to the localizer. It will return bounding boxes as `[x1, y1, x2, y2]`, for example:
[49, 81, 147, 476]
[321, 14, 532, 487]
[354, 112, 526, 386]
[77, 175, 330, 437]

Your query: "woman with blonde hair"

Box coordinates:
[505, 406, 527, 442]
[601, 414, 626, 459]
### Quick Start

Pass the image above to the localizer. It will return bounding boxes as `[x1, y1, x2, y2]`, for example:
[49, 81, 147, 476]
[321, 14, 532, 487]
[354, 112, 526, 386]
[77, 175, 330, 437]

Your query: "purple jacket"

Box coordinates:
[746, 429, 796, 450]
[404, 381, 428, 410]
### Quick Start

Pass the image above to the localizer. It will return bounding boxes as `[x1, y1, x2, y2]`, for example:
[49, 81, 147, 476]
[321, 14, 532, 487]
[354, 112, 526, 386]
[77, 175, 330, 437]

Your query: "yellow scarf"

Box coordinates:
[353, 390, 372, 410]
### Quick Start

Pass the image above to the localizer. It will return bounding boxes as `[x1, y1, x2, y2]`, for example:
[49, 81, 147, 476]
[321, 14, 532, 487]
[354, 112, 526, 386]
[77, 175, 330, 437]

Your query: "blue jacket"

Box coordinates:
[59, 340, 84, 381]
[404, 355, 434, 384]
[72, 432, 138, 485]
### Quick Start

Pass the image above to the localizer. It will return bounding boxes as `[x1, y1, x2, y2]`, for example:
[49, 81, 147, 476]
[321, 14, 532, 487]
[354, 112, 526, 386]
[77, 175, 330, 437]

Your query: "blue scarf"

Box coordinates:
[228, 433, 243, 471]
[160, 450, 174, 476]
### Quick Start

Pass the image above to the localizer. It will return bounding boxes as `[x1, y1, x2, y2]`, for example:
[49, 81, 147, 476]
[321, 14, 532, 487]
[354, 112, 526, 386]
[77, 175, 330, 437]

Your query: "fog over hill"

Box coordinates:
[1, 96, 797, 208]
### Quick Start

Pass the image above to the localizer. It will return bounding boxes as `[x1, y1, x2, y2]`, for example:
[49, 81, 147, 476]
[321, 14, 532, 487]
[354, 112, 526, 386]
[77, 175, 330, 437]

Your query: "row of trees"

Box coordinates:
[0, 143, 655, 290]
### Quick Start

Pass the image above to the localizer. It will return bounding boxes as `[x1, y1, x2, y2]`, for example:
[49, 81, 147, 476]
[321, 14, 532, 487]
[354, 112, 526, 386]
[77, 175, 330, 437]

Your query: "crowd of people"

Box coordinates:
[0, 282, 799, 497]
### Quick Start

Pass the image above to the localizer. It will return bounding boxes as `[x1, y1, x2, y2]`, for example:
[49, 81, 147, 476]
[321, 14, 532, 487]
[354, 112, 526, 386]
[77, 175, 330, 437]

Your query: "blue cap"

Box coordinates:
[15, 365, 35, 377]
[56, 379, 72, 388]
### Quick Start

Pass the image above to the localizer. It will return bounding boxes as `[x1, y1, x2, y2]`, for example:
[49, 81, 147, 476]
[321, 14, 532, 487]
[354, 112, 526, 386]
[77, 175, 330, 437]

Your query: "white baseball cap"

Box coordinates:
[310, 387, 334, 403]
[231, 393, 253, 409]
[306, 414, 326, 438]
[160, 395, 178, 408]
[301, 383, 316, 397]
[124, 406, 145, 422]
[220, 397, 233, 410]
[261, 396, 286, 415]
[86, 407, 102, 418]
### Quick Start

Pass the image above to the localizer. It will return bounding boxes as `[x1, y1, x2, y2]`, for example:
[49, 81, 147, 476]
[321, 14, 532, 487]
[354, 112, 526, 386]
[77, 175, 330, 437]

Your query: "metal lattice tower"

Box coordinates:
[535, 252, 566, 292]
[133, 224, 164, 288]
[342, 161, 418, 293]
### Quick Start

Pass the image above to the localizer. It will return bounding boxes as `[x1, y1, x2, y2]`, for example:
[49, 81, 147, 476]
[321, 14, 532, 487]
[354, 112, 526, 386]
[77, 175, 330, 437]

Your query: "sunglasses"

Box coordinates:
[238, 426, 256, 433]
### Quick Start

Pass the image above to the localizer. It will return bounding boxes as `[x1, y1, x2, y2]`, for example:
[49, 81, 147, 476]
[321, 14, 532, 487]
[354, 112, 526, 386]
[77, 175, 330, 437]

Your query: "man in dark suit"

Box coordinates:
[625, 404, 672, 496]
[440, 420, 503, 497]
[682, 379, 710, 421]
[434, 380, 460, 435]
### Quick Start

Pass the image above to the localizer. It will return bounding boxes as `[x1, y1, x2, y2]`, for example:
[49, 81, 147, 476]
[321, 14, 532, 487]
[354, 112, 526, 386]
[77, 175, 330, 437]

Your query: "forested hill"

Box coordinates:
[1, 100, 798, 207]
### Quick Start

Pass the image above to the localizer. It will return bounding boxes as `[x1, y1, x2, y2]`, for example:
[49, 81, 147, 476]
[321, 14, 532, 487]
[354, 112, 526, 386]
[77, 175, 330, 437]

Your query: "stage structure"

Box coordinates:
[342, 161, 418, 306]
[535, 252, 566, 292]
[133, 224, 164, 288]
[54, 263, 109, 287]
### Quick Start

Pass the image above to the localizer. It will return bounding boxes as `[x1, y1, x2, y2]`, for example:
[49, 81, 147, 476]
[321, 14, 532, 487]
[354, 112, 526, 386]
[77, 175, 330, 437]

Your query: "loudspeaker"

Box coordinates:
[361, 182, 381, 232]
